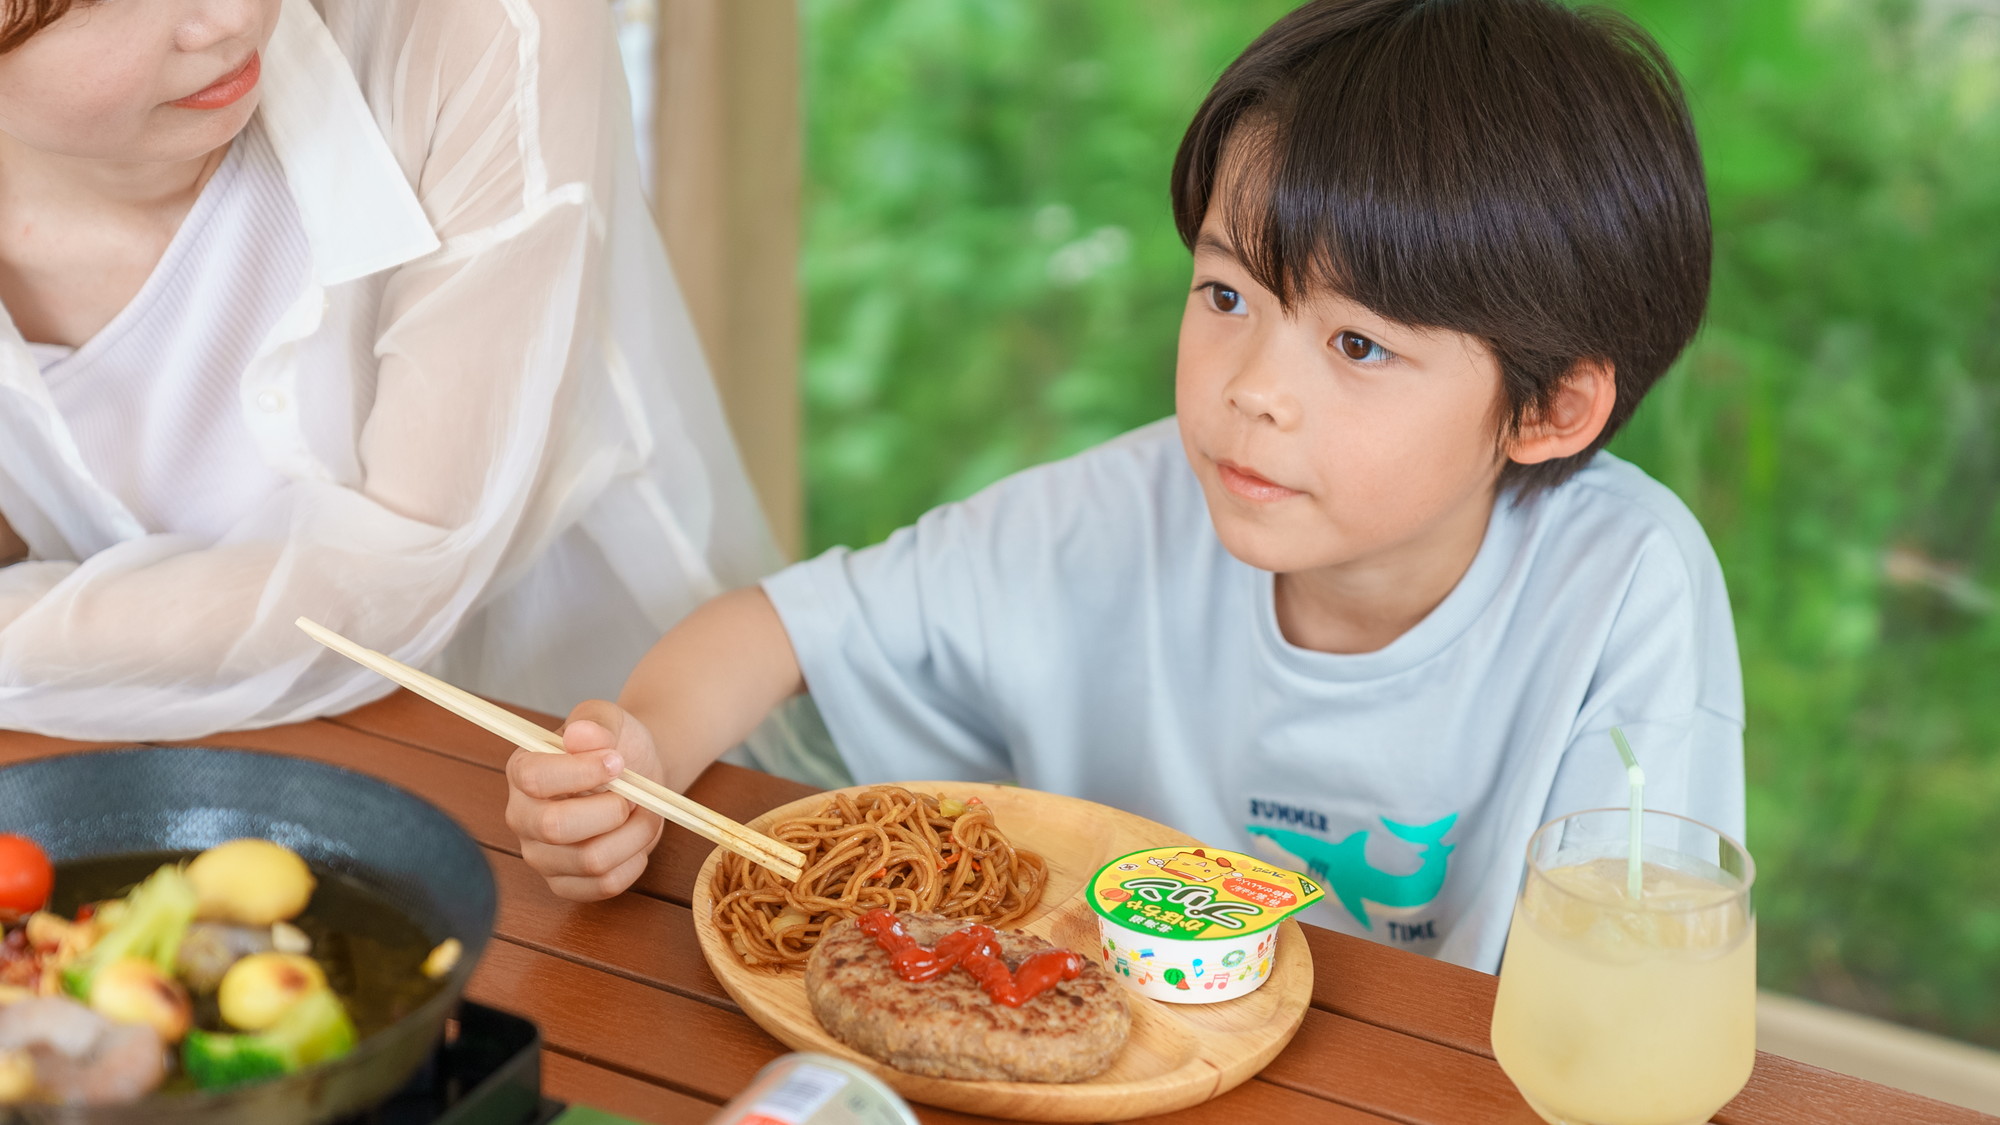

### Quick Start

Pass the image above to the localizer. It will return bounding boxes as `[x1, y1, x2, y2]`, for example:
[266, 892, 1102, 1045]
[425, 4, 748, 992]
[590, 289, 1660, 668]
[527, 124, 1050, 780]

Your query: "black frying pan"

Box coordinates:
[0, 746, 496, 1125]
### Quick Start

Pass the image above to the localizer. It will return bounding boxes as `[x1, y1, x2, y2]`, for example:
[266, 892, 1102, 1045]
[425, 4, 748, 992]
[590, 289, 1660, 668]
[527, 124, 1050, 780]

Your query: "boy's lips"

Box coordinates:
[171, 53, 261, 110]
[1215, 460, 1303, 503]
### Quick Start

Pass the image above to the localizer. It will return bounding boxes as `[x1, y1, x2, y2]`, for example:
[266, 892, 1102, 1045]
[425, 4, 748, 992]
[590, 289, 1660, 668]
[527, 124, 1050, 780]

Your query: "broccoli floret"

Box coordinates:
[61, 864, 197, 1001]
[182, 989, 358, 1091]
[180, 1031, 287, 1089]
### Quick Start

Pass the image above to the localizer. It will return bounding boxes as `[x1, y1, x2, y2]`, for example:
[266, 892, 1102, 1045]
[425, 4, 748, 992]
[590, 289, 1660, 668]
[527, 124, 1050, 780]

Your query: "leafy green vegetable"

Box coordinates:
[62, 864, 197, 1001]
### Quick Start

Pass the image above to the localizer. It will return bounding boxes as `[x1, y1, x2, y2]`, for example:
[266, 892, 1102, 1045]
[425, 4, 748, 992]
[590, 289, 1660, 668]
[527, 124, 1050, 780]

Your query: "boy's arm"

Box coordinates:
[505, 586, 803, 901]
[620, 585, 806, 790]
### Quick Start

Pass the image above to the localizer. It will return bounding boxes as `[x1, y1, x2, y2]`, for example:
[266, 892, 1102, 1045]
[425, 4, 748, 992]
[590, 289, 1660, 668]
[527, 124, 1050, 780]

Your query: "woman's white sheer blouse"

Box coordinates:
[0, 0, 779, 738]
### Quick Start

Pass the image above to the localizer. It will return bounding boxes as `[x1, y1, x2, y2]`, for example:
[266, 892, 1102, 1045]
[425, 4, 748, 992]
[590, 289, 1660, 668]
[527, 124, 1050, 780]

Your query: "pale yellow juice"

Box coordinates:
[1490, 858, 1756, 1125]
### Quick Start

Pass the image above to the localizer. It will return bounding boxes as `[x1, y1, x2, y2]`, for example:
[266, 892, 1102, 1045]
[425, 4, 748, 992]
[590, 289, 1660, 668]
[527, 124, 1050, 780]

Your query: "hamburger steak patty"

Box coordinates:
[806, 911, 1131, 1082]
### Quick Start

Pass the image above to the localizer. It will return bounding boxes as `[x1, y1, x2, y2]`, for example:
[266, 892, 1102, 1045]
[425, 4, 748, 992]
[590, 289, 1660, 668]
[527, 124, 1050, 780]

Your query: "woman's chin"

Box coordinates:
[153, 95, 262, 157]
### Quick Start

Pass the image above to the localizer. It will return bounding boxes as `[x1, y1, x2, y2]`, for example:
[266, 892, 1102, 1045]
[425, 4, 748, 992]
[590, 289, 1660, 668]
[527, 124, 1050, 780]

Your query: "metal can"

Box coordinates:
[706, 1053, 919, 1125]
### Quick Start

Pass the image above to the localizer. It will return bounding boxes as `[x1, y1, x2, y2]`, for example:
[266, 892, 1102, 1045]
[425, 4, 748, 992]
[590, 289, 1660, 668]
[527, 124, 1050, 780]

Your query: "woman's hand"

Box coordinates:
[505, 700, 668, 901]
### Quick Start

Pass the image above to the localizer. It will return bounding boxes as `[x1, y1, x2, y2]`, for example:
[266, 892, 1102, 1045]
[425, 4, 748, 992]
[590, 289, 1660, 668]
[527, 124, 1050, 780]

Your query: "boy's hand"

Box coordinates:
[506, 585, 807, 901]
[506, 700, 667, 901]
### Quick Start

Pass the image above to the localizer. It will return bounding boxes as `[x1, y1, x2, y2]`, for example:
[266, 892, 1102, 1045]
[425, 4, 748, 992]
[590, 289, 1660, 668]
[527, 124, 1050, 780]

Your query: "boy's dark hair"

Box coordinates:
[1171, 0, 1709, 494]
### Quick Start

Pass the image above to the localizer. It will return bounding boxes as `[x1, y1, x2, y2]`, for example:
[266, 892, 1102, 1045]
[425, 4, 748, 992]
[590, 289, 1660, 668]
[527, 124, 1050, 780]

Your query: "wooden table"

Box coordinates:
[2, 691, 1987, 1125]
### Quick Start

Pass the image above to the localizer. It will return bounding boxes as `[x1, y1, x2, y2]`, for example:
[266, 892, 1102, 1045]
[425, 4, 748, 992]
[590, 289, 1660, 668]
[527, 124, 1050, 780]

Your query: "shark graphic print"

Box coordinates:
[1246, 809, 1459, 939]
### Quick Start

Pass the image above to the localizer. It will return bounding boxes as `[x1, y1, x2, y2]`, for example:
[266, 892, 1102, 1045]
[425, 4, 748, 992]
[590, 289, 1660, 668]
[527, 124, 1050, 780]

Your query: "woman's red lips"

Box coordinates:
[1216, 460, 1302, 503]
[171, 52, 261, 111]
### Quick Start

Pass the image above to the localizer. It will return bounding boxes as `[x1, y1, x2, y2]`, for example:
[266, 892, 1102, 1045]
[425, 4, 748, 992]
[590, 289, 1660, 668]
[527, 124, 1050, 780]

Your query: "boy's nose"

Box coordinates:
[1225, 355, 1304, 431]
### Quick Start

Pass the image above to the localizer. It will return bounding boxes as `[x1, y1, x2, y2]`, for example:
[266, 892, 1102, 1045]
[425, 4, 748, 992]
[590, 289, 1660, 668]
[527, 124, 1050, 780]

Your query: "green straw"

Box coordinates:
[1611, 727, 1645, 900]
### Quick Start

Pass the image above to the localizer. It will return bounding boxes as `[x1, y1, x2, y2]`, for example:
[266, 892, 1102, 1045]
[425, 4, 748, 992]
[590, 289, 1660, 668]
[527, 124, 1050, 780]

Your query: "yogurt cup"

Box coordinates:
[1088, 846, 1325, 1004]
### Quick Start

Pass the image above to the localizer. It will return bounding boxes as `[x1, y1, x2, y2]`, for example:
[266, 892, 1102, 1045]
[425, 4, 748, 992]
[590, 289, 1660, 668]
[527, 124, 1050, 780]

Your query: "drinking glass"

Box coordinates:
[1489, 809, 1756, 1125]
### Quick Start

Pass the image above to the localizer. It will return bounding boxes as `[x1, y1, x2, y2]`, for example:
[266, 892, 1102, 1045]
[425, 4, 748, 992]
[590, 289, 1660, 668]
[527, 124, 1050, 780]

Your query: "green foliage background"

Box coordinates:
[802, 0, 2000, 1045]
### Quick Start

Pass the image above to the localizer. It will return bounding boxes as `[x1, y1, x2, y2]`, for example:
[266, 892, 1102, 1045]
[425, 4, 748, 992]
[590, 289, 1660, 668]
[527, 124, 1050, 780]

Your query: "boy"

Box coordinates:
[506, 0, 1742, 973]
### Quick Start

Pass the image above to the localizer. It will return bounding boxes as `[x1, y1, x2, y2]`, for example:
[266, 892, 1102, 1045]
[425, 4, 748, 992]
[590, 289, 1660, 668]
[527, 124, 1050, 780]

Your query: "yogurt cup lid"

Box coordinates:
[1089, 846, 1325, 940]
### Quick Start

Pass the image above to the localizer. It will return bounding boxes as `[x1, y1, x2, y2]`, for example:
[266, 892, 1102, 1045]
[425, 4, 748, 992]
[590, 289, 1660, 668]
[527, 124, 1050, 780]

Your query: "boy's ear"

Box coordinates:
[1507, 359, 1616, 466]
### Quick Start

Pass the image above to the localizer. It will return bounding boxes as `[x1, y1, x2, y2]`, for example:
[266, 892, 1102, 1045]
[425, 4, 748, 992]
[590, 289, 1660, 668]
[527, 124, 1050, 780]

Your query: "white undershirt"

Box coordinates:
[24, 343, 70, 371]
[39, 122, 308, 541]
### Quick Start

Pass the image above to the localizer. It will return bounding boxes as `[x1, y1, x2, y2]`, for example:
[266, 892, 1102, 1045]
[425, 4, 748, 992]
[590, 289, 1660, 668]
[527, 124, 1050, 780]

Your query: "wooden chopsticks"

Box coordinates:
[295, 617, 805, 882]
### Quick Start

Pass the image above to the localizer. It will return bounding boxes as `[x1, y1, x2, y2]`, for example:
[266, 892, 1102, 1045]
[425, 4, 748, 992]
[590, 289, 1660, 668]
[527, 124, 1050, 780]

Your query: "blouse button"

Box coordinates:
[256, 390, 287, 413]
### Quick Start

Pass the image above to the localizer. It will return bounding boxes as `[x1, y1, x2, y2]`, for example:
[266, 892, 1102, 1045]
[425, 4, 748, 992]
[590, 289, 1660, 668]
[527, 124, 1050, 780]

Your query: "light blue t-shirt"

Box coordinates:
[761, 419, 1744, 972]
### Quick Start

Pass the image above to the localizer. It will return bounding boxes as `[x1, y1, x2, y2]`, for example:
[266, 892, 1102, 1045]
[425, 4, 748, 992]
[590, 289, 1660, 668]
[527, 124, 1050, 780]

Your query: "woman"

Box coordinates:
[0, 0, 780, 739]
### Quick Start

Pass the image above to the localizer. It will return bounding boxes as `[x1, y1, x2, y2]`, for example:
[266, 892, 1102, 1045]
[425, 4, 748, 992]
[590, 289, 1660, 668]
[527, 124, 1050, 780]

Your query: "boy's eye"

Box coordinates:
[1202, 283, 1247, 316]
[1335, 331, 1389, 363]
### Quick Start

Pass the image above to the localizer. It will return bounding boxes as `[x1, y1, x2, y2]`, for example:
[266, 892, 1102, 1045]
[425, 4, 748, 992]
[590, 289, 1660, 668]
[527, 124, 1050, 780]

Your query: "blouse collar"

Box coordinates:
[260, 0, 440, 287]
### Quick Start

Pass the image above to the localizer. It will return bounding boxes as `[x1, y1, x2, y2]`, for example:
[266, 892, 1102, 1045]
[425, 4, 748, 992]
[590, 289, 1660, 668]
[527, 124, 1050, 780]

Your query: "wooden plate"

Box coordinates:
[692, 782, 1313, 1122]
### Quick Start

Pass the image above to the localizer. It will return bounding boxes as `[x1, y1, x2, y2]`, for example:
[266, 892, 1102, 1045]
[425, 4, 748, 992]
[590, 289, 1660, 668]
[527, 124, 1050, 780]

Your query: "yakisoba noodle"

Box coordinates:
[712, 786, 1047, 969]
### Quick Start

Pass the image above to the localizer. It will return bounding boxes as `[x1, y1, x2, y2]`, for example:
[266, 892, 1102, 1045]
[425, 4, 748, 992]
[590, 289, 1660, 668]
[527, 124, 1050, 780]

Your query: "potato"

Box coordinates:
[217, 953, 328, 1032]
[186, 840, 315, 926]
[0, 1050, 31, 1103]
[90, 957, 193, 1042]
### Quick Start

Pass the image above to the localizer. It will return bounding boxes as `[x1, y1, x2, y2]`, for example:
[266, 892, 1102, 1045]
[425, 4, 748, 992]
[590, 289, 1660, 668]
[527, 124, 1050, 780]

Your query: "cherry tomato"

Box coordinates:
[0, 834, 54, 915]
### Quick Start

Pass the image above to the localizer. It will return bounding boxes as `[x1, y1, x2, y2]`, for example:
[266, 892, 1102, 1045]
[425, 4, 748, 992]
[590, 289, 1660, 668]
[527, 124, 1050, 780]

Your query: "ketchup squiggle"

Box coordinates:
[856, 909, 1081, 1007]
